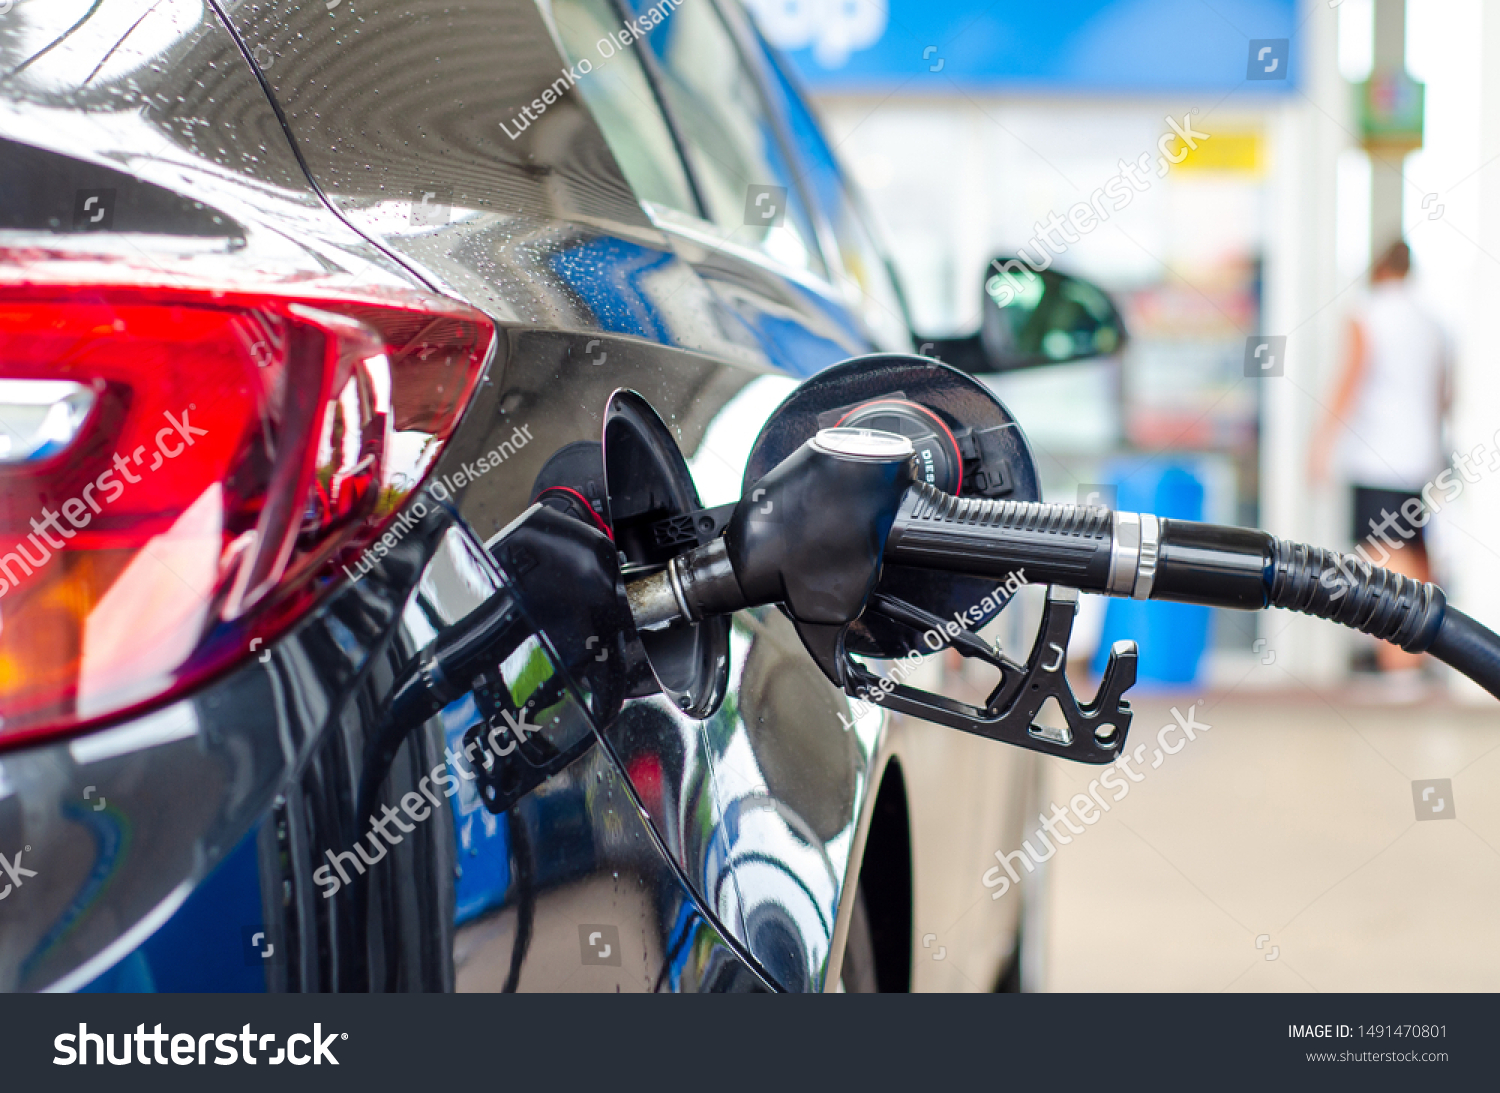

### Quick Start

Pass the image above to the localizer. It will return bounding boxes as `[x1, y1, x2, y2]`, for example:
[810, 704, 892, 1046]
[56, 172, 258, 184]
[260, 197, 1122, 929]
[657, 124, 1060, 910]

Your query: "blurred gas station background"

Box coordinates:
[754, 0, 1498, 696]
[749, 0, 1500, 990]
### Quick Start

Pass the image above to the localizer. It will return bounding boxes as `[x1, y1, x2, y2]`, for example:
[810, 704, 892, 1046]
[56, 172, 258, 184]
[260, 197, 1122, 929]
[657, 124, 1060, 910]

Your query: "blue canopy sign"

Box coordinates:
[745, 0, 1300, 93]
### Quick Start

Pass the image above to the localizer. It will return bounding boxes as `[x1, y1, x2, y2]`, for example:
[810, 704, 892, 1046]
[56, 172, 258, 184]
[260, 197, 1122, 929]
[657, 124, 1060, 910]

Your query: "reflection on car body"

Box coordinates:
[0, 0, 1041, 994]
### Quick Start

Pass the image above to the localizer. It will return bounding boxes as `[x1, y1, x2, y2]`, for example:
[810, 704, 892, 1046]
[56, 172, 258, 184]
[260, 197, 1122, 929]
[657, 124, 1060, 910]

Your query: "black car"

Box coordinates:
[0, 0, 1074, 993]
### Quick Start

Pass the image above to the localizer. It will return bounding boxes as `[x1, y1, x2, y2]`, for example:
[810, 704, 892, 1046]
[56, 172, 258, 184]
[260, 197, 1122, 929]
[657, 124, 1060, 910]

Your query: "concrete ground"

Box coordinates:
[1037, 682, 1500, 992]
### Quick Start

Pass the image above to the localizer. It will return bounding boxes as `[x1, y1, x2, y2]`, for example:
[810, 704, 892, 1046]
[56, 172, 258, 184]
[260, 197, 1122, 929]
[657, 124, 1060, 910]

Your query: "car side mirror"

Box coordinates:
[978, 258, 1125, 371]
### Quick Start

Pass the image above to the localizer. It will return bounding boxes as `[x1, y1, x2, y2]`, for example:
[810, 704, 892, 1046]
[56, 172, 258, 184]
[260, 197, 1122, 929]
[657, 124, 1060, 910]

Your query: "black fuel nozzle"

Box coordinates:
[628, 427, 917, 630]
[625, 427, 1139, 762]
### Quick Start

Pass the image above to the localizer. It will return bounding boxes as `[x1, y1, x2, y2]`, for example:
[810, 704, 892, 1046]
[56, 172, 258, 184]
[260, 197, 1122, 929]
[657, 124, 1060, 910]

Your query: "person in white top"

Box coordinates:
[1310, 241, 1450, 676]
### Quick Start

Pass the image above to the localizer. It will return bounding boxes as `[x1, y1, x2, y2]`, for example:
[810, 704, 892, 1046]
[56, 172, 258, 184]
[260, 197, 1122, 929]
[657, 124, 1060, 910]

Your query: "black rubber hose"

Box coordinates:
[1267, 539, 1500, 697]
[1427, 607, 1500, 699]
[883, 489, 1500, 698]
[1263, 538, 1447, 650]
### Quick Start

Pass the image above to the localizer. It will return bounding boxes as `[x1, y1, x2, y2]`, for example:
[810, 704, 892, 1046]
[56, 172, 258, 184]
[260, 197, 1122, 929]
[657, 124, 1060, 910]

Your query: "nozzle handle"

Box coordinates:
[884, 482, 1118, 593]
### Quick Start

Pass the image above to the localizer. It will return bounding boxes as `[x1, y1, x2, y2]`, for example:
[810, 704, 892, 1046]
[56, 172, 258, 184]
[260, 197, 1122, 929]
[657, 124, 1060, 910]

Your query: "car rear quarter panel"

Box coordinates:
[207, 0, 896, 990]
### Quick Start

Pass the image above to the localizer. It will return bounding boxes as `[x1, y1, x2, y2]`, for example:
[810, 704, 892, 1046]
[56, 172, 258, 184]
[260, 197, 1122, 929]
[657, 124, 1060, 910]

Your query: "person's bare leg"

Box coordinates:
[1375, 543, 1430, 672]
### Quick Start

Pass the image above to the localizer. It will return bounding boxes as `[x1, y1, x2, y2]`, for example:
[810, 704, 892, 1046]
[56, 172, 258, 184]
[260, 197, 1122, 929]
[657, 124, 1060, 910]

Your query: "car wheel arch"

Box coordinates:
[849, 757, 913, 993]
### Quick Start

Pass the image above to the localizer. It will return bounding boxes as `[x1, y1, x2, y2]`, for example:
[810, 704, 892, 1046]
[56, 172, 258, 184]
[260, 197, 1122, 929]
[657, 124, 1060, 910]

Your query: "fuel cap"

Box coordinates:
[833, 398, 963, 493]
[810, 427, 915, 461]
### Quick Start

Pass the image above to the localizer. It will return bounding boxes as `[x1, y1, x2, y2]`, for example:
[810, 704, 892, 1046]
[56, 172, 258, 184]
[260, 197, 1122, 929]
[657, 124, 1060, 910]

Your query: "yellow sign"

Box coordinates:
[1174, 131, 1263, 174]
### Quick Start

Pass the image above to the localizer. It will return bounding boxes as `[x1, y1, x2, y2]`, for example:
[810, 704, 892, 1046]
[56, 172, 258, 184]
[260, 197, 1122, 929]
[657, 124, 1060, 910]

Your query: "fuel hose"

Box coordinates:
[628, 432, 1500, 701]
[884, 482, 1500, 698]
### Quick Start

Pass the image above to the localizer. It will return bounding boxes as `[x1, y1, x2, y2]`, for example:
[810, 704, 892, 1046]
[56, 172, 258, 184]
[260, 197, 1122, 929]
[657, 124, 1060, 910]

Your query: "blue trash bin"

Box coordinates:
[1090, 461, 1210, 687]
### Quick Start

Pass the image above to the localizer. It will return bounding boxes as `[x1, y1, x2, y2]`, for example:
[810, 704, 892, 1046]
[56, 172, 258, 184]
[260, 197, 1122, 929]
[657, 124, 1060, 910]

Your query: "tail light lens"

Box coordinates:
[0, 265, 495, 748]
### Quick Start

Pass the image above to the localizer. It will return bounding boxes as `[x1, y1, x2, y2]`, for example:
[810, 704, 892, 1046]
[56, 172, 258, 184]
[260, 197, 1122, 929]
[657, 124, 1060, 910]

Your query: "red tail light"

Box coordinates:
[0, 261, 495, 748]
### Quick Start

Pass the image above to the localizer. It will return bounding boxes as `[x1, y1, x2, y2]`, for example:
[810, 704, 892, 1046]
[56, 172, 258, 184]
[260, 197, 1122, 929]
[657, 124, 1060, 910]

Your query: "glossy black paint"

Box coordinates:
[0, 0, 430, 992]
[0, 0, 920, 993]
